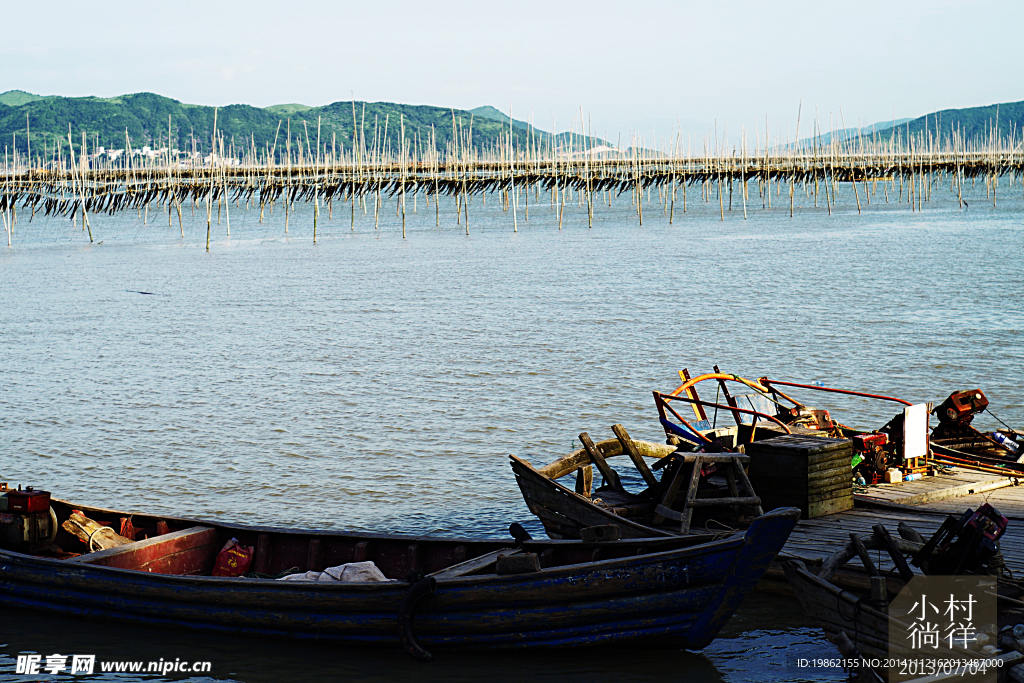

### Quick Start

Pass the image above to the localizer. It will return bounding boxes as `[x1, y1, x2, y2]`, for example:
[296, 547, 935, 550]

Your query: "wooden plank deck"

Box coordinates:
[758, 468, 1024, 587]
[913, 487, 1024, 518]
[855, 471, 1016, 507]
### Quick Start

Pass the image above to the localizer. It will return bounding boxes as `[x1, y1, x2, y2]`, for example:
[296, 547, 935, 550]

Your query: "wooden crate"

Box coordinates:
[747, 434, 854, 519]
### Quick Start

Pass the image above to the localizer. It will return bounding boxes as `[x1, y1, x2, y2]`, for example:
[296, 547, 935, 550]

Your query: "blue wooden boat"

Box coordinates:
[0, 496, 799, 658]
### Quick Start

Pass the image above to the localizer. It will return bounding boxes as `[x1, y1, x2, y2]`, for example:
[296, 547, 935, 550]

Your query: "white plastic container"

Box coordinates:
[993, 432, 1020, 454]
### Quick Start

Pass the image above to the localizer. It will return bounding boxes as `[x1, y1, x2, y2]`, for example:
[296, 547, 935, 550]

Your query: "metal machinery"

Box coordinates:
[930, 388, 1023, 462]
[851, 432, 892, 475]
[932, 389, 990, 441]
[655, 372, 1022, 487]
[913, 503, 1008, 576]
[0, 483, 57, 552]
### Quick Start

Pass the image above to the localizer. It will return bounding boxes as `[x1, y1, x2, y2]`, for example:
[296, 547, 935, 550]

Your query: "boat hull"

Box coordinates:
[512, 454, 674, 539]
[0, 508, 799, 650]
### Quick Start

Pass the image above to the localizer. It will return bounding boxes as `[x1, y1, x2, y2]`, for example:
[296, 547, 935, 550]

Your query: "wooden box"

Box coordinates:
[747, 434, 853, 519]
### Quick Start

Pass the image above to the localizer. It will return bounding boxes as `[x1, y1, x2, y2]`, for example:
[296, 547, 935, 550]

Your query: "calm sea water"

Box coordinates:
[2, 180, 1022, 682]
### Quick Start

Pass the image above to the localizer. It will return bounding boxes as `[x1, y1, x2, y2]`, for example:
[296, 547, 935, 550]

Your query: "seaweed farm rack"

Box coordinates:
[3, 137, 1023, 247]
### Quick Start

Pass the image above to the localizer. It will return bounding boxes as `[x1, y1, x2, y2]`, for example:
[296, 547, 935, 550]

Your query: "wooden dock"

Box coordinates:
[758, 469, 1024, 590]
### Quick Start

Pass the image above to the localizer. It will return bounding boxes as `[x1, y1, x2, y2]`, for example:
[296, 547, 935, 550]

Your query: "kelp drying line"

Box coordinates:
[2, 150, 1024, 245]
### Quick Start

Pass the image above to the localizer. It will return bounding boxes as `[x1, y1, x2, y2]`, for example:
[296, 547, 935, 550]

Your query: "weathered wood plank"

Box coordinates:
[430, 548, 518, 580]
[611, 424, 659, 488]
[679, 456, 704, 534]
[654, 504, 682, 521]
[859, 477, 1015, 507]
[652, 461, 691, 525]
[306, 538, 323, 572]
[807, 489, 854, 504]
[67, 526, 218, 576]
[511, 455, 675, 538]
[849, 533, 879, 577]
[537, 438, 675, 480]
[253, 534, 271, 574]
[574, 466, 593, 498]
[675, 454, 751, 464]
[578, 432, 623, 492]
[688, 496, 761, 508]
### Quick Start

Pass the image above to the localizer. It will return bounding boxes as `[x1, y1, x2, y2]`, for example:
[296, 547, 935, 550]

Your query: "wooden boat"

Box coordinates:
[510, 371, 1002, 540]
[510, 372, 873, 541]
[784, 519, 1024, 682]
[0, 494, 801, 658]
[510, 436, 680, 540]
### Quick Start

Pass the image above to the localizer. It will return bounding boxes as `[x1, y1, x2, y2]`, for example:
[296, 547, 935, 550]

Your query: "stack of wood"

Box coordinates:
[62, 511, 133, 551]
[748, 434, 854, 518]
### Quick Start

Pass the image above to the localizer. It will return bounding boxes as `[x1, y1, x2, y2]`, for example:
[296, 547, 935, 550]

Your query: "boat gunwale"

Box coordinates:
[50, 496, 696, 548]
[0, 533, 747, 591]
[3, 498, 759, 591]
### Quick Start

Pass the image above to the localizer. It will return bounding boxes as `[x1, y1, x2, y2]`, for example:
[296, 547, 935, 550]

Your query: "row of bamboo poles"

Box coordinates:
[2, 112, 1023, 249]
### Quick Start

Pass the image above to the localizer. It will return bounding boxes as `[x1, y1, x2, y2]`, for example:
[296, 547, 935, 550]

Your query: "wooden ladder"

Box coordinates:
[651, 453, 763, 534]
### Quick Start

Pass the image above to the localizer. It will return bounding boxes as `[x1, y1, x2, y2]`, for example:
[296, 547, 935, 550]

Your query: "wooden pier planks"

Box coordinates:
[902, 487, 1024, 518]
[765, 472, 1024, 581]
[856, 471, 1012, 505]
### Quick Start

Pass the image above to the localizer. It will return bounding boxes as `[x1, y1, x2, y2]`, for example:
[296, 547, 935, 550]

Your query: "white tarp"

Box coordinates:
[278, 561, 394, 582]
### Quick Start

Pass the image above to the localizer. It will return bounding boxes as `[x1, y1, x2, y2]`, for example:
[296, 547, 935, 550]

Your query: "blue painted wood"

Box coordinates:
[0, 507, 799, 650]
[659, 417, 705, 444]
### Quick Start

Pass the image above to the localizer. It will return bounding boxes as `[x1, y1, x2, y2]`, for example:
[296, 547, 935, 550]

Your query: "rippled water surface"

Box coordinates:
[2, 184, 1022, 682]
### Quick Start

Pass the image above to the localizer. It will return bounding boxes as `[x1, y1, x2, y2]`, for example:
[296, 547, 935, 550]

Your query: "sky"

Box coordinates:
[3, 0, 1023, 146]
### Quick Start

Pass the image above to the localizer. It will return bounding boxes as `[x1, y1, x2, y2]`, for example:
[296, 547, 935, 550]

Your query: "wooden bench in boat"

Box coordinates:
[430, 548, 522, 580]
[66, 526, 219, 576]
[590, 491, 657, 516]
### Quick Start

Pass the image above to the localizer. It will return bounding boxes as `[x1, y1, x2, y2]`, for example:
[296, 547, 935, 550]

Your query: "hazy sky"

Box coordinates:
[4, 0, 1022, 144]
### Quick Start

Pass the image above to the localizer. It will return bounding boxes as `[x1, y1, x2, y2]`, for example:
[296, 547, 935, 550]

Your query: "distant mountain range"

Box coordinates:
[796, 100, 1023, 147]
[888, 100, 1024, 143]
[0, 89, 1020, 158]
[796, 117, 913, 147]
[0, 91, 607, 158]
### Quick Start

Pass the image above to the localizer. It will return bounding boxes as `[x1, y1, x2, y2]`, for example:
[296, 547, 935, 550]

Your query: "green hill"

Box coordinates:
[469, 105, 533, 131]
[0, 91, 606, 159]
[0, 90, 47, 106]
[870, 100, 1024, 145]
[264, 103, 313, 116]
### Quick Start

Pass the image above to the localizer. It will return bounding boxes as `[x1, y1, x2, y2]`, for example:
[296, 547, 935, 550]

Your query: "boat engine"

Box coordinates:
[0, 484, 57, 552]
[932, 389, 989, 440]
[852, 433, 893, 476]
[788, 407, 836, 431]
[914, 503, 1008, 575]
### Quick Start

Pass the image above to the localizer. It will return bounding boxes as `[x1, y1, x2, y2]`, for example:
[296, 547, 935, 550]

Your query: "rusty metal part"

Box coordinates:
[935, 389, 989, 426]
[931, 444, 1024, 474]
[758, 378, 912, 406]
